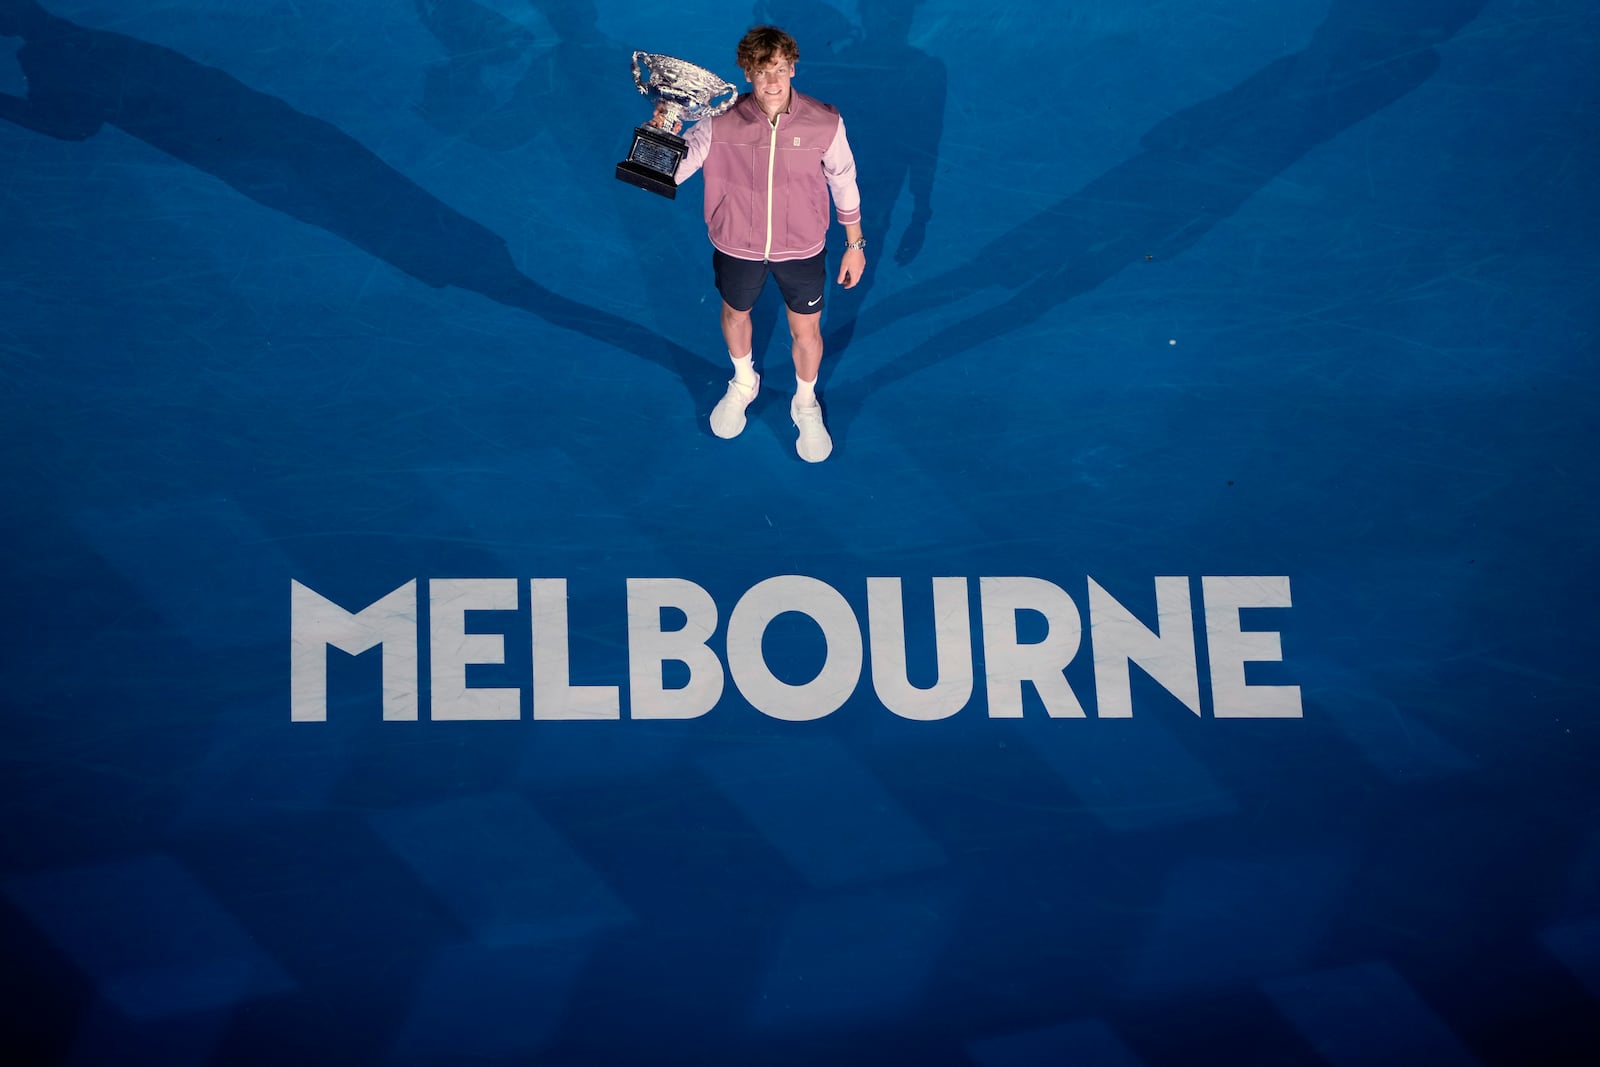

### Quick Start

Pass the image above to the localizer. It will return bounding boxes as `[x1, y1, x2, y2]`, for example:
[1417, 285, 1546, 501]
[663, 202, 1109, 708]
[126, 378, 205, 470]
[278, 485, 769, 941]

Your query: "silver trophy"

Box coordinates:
[616, 51, 739, 199]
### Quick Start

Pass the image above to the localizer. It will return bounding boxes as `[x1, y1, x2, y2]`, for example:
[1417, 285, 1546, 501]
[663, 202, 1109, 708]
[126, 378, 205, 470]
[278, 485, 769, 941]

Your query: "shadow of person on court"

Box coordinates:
[413, 0, 543, 150]
[508, 0, 638, 166]
[0, 0, 704, 393]
[819, 0, 945, 358]
[413, 0, 711, 364]
[748, 0, 946, 367]
[415, 0, 633, 160]
[830, 0, 1492, 432]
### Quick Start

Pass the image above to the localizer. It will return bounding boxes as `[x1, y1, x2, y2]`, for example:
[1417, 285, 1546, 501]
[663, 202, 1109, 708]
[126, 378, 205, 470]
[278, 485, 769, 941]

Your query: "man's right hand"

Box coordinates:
[649, 102, 682, 135]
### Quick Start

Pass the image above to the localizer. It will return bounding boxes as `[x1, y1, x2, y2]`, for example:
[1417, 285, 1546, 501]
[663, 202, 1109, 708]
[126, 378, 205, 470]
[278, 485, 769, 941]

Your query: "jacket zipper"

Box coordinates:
[763, 113, 779, 260]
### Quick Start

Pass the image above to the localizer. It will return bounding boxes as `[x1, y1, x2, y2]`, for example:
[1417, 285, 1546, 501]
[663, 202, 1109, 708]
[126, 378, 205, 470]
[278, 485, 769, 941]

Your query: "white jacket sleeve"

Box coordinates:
[821, 117, 861, 224]
[673, 119, 714, 185]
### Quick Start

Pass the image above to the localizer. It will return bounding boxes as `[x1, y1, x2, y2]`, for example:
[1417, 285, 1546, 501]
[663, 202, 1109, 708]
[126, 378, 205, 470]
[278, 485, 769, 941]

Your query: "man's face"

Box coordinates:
[745, 54, 796, 106]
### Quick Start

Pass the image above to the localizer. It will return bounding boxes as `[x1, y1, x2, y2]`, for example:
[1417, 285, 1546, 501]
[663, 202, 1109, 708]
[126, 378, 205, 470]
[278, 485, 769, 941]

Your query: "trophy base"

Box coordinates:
[615, 124, 687, 200]
[615, 160, 678, 199]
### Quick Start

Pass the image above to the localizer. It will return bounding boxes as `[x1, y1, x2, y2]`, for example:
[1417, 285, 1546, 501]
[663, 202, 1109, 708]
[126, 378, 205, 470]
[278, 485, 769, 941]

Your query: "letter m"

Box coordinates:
[291, 580, 419, 721]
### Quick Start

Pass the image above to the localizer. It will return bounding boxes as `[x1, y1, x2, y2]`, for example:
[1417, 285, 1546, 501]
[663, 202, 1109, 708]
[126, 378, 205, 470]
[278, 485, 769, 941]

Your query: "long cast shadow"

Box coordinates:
[0, 0, 703, 393]
[752, 0, 946, 368]
[413, 0, 699, 334]
[829, 0, 1492, 430]
[413, 0, 543, 151]
[415, 0, 627, 162]
[818, 0, 945, 360]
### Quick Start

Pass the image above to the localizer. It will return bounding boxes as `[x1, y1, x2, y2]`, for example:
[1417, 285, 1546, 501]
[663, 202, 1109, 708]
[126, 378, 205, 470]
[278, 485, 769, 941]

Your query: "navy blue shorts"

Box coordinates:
[713, 250, 827, 315]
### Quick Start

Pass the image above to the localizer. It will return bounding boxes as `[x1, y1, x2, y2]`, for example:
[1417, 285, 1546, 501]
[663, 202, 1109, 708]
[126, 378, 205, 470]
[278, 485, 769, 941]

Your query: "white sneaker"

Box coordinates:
[710, 374, 760, 439]
[791, 395, 832, 462]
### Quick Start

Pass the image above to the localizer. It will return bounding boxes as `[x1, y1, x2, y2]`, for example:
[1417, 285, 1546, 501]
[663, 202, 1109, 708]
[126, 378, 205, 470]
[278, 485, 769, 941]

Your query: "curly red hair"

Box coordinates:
[735, 25, 799, 73]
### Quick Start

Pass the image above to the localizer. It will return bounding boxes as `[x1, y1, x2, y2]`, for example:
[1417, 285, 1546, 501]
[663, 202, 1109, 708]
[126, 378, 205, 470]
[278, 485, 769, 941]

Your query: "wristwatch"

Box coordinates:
[845, 238, 867, 251]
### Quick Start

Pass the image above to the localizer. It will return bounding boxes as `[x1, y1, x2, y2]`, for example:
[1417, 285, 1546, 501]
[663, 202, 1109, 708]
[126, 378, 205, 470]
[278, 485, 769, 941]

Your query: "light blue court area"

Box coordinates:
[2, 1, 1597, 1063]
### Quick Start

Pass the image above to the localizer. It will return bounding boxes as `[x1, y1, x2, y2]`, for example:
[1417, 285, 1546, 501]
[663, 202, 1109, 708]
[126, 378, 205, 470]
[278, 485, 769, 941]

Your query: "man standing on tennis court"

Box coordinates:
[653, 25, 866, 463]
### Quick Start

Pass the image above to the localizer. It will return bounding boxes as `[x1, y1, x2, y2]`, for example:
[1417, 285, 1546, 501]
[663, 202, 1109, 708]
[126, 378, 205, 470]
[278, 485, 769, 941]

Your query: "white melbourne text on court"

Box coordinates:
[289, 576, 1301, 722]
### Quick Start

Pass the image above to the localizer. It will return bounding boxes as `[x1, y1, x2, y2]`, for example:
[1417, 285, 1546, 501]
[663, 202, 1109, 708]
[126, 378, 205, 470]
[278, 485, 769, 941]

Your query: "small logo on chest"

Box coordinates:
[793, 137, 802, 147]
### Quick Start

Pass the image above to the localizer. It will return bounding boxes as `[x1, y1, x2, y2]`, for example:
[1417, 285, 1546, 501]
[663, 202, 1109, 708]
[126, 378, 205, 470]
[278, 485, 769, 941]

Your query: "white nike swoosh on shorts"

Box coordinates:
[807, 296, 822, 306]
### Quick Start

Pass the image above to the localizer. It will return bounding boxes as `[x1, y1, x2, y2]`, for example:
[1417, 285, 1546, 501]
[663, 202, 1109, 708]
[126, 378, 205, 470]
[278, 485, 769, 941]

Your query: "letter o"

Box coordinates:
[726, 576, 863, 720]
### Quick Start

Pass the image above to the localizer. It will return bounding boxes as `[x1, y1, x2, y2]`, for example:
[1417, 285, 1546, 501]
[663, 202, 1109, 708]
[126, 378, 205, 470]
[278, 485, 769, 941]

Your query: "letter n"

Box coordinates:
[290, 580, 419, 721]
[1087, 577, 1202, 718]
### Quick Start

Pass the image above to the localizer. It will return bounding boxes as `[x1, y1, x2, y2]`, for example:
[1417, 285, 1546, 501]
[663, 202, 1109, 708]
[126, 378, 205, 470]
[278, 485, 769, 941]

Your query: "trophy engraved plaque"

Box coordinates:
[616, 51, 738, 199]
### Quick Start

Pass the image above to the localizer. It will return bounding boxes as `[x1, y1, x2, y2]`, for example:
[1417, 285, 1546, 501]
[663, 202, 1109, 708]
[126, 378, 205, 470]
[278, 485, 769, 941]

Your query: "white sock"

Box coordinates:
[731, 352, 756, 387]
[795, 375, 817, 404]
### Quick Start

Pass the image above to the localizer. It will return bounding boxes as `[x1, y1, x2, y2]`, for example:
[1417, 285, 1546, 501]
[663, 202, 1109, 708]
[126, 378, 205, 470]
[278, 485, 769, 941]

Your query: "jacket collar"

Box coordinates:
[738, 89, 806, 123]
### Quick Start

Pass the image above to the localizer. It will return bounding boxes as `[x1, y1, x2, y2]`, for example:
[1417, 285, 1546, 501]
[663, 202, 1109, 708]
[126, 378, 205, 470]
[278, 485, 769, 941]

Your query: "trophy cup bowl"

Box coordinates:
[616, 51, 739, 199]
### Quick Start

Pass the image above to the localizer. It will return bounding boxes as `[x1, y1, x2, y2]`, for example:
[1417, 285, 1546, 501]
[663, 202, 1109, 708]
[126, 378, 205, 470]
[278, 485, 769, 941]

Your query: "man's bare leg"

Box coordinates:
[786, 307, 831, 462]
[710, 300, 760, 440]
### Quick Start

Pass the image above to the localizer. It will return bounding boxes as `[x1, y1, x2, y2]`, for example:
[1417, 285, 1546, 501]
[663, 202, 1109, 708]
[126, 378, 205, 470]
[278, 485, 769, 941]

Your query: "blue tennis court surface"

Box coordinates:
[2, 1, 1597, 1063]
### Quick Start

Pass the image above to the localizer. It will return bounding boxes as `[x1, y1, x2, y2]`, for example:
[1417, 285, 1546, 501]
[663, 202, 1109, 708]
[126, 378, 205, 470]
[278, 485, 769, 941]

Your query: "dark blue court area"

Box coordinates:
[3, 1, 1598, 1063]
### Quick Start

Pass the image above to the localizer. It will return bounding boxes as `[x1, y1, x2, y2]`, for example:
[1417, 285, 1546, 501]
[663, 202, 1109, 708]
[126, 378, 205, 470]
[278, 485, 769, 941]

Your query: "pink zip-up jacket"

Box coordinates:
[674, 90, 862, 263]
